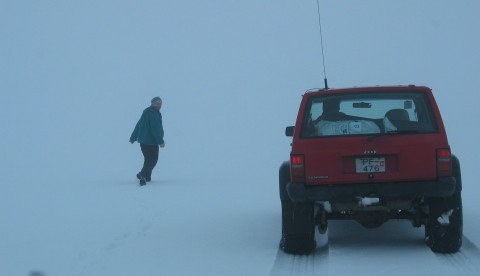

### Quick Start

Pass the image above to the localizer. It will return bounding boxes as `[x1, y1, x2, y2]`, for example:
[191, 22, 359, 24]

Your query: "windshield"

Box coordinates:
[301, 91, 438, 138]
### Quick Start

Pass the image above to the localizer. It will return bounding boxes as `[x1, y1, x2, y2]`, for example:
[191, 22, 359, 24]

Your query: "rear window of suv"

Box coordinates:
[301, 90, 438, 138]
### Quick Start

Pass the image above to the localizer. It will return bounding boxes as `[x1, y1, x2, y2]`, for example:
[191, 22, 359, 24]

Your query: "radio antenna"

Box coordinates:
[315, 0, 328, 89]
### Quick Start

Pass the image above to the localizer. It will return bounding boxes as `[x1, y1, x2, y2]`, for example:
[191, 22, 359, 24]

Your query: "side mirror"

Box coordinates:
[285, 126, 294, 137]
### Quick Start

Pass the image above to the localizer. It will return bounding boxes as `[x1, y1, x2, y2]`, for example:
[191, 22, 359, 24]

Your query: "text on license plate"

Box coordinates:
[355, 157, 386, 173]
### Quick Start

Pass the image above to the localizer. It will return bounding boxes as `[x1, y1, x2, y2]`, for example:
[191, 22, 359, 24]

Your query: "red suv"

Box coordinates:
[280, 85, 462, 254]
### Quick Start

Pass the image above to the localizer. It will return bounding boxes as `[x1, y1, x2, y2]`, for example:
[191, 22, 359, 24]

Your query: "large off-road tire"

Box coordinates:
[425, 157, 463, 253]
[279, 162, 316, 255]
[280, 200, 317, 255]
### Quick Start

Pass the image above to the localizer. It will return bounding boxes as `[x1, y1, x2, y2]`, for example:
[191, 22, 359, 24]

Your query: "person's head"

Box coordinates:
[323, 99, 341, 114]
[151, 96, 162, 110]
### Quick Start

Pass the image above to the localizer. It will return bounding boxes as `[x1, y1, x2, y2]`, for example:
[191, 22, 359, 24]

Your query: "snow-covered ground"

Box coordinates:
[1, 1, 480, 275]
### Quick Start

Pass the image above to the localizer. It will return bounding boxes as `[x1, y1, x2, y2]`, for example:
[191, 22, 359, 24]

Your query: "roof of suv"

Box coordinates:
[305, 85, 429, 95]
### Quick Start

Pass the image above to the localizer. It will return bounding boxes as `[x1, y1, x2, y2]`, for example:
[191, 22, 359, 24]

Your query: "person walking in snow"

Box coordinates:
[130, 97, 165, 186]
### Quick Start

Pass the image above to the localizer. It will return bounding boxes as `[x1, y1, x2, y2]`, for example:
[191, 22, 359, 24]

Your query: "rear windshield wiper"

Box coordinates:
[367, 130, 420, 142]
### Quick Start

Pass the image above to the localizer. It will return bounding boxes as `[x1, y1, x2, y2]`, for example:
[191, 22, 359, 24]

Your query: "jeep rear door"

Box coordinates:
[293, 88, 449, 186]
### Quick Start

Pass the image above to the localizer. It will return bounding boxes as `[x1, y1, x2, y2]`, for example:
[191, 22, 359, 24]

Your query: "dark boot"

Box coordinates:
[137, 173, 147, 186]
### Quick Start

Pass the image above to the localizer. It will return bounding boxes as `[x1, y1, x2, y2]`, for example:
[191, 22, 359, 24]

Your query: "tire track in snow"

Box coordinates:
[270, 230, 480, 276]
[434, 235, 480, 276]
[269, 231, 329, 276]
[269, 247, 329, 276]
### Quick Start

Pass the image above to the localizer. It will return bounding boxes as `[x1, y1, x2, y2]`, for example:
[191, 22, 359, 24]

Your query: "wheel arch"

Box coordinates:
[452, 154, 462, 192]
[279, 161, 291, 201]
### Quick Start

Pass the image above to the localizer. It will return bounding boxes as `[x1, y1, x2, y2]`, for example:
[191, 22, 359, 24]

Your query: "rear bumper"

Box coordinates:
[286, 177, 457, 202]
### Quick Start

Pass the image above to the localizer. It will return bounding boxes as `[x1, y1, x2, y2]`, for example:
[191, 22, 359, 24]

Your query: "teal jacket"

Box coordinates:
[130, 106, 164, 145]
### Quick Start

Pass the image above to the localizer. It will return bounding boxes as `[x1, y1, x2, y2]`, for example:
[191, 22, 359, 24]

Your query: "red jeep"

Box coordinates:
[280, 85, 462, 254]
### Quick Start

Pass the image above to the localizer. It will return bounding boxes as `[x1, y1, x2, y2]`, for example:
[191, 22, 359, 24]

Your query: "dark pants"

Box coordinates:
[140, 144, 159, 179]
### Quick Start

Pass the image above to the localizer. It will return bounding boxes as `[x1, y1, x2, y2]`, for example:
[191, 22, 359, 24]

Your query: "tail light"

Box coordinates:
[436, 148, 452, 177]
[291, 155, 305, 182]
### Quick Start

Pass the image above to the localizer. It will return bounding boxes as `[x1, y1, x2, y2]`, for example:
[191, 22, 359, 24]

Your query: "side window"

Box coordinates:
[310, 102, 323, 120]
[404, 100, 418, 122]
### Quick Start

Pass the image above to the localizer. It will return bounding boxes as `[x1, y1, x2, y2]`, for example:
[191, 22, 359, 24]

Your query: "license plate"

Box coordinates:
[356, 157, 386, 173]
